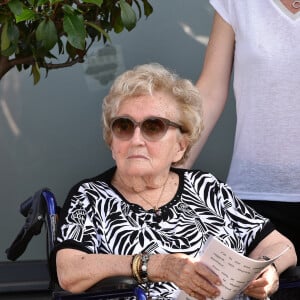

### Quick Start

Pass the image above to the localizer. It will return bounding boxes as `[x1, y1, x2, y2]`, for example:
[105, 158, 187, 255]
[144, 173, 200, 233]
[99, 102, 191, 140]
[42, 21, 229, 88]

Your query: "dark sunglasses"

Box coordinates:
[110, 116, 184, 141]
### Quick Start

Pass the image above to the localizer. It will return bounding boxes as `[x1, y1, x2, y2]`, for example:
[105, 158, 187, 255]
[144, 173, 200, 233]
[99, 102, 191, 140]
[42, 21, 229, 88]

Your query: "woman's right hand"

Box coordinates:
[149, 253, 221, 299]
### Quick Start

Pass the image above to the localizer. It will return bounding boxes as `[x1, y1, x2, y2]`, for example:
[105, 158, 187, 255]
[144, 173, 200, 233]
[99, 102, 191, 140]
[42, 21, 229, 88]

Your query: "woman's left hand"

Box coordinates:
[243, 264, 279, 300]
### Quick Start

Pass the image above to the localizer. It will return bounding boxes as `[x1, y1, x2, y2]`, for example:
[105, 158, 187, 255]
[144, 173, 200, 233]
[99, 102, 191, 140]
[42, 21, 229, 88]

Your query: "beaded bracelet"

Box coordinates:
[131, 253, 151, 284]
[140, 253, 150, 283]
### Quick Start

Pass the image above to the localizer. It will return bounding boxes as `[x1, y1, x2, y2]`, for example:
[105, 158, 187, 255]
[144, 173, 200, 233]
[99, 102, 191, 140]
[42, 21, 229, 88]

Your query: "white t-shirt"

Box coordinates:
[210, 0, 300, 202]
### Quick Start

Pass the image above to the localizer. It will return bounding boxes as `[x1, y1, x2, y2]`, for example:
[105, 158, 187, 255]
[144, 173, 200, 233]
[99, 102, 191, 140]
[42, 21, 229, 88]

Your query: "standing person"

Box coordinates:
[183, 0, 300, 262]
[51, 63, 296, 300]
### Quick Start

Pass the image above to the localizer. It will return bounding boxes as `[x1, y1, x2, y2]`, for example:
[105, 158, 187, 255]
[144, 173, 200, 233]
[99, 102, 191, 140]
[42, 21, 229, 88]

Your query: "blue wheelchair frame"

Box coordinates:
[6, 188, 146, 300]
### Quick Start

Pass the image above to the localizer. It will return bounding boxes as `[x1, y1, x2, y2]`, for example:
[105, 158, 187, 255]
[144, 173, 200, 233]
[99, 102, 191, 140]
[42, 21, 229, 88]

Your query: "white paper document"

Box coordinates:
[177, 236, 290, 300]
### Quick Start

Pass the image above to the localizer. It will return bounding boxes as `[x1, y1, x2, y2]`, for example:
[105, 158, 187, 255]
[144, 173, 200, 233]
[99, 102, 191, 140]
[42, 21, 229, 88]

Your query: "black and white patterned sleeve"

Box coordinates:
[56, 182, 102, 254]
[216, 179, 274, 254]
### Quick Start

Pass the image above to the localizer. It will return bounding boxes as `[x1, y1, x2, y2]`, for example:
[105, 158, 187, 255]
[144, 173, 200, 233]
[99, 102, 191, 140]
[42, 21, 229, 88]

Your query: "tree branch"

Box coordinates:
[0, 54, 85, 80]
[0, 56, 17, 80]
[42, 56, 85, 69]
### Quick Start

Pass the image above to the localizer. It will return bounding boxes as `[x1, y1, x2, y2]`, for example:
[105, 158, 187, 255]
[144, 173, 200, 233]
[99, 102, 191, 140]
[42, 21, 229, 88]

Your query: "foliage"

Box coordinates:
[0, 0, 153, 83]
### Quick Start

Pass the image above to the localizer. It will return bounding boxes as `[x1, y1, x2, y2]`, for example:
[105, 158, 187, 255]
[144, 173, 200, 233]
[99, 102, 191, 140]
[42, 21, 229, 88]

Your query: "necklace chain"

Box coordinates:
[135, 177, 168, 212]
[292, 0, 300, 9]
[117, 174, 169, 214]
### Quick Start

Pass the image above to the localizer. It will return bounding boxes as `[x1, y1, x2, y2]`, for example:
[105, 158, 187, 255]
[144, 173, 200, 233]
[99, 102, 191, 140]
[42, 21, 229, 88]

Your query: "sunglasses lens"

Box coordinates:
[111, 117, 173, 141]
[111, 118, 134, 140]
[142, 118, 167, 140]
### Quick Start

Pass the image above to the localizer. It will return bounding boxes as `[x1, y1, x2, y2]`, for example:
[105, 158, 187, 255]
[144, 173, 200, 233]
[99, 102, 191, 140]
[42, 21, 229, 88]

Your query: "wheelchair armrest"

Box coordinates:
[87, 276, 138, 292]
[52, 276, 145, 300]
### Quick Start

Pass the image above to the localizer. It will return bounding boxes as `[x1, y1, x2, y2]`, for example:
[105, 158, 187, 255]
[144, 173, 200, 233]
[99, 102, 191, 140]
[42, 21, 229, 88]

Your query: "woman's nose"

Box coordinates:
[130, 126, 146, 143]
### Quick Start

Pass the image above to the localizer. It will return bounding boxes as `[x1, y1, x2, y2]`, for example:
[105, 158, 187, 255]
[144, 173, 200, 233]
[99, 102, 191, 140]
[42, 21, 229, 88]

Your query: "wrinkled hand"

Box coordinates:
[244, 264, 279, 300]
[162, 253, 221, 300]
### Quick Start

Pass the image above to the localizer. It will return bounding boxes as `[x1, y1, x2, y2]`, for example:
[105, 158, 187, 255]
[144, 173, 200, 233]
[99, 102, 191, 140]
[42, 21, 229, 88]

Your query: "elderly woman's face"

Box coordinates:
[110, 91, 188, 177]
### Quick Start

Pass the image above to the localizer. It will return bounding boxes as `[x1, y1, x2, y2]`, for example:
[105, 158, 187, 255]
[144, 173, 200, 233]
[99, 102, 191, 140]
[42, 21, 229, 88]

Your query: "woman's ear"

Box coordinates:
[173, 135, 189, 164]
[110, 143, 116, 161]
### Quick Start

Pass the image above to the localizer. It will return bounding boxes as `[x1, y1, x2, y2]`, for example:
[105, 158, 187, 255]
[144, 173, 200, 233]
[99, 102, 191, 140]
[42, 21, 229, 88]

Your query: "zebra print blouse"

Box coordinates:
[55, 167, 273, 299]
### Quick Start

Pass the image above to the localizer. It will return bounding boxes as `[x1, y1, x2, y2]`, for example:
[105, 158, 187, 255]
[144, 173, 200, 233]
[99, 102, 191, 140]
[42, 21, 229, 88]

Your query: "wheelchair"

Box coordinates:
[5, 188, 146, 300]
[5, 188, 300, 300]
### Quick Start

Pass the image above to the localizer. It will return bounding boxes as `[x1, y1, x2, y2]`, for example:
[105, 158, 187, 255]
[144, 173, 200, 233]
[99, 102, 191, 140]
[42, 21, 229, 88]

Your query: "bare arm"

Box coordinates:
[248, 230, 296, 274]
[182, 12, 235, 168]
[56, 230, 295, 298]
[56, 249, 221, 298]
[244, 230, 297, 299]
[56, 250, 133, 293]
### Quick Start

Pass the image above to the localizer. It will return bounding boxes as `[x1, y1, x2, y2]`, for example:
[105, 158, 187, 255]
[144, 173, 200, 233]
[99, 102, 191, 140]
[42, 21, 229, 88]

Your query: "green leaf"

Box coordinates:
[142, 0, 153, 17]
[0, 16, 7, 24]
[36, 19, 58, 50]
[8, 0, 23, 16]
[1, 21, 19, 54]
[1, 44, 17, 57]
[31, 62, 41, 85]
[63, 14, 86, 50]
[7, 22, 19, 43]
[85, 21, 111, 42]
[15, 8, 36, 23]
[1, 22, 10, 51]
[119, 0, 137, 31]
[62, 4, 74, 15]
[113, 14, 124, 33]
[82, 0, 103, 7]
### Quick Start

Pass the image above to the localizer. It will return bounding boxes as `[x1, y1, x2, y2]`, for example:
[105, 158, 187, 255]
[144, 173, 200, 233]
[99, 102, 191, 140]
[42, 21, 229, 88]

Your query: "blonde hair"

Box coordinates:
[102, 63, 203, 165]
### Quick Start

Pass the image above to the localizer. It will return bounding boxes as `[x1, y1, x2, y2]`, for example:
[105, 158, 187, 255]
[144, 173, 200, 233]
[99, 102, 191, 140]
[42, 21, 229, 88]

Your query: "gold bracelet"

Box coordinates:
[131, 254, 138, 280]
[131, 254, 143, 283]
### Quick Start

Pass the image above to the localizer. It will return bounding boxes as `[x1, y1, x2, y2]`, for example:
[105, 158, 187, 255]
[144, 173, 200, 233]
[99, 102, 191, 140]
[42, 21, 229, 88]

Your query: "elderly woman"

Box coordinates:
[53, 63, 296, 300]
